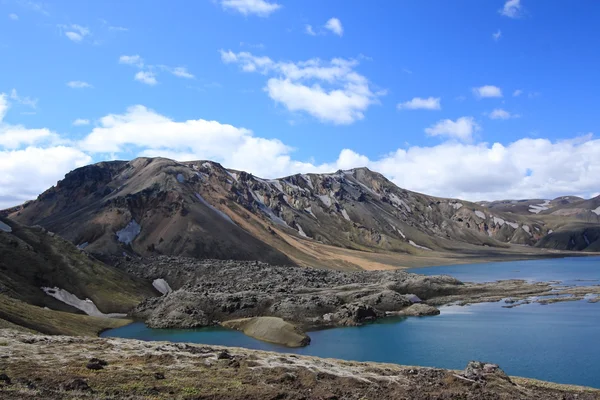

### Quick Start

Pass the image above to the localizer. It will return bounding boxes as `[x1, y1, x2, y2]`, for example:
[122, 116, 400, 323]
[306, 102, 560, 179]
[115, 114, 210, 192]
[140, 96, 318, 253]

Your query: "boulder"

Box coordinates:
[399, 303, 440, 316]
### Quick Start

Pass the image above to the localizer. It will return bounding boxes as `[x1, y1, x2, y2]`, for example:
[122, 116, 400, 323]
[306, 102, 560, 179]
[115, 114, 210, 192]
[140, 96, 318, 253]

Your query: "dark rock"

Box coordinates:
[154, 372, 165, 380]
[217, 351, 232, 360]
[0, 373, 11, 385]
[462, 361, 512, 384]
[63, 378, 90, 391]
[86, 358, 108, 370]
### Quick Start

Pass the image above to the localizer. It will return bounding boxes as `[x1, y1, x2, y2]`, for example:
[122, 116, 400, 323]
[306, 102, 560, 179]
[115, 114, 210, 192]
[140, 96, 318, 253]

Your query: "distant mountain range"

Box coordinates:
[3, 157, 600, 270]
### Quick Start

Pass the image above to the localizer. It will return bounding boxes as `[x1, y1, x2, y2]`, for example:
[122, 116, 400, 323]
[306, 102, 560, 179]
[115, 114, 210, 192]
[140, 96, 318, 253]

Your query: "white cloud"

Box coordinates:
[473, 85, 503, 98]
[513, 89, 523, 97]
[2, 96, 600, 208]
[500, 0, 522, 18]
[220, 0, 281, 17]
[159, 65, 195, 79]
[67, 81, 93, 89]
[397, 97, 441, 110]
[489, 108, 519, 120]
[324, 18, 343, 36]
[9, 89, 37, 109]
[134, 71, 157, 85]
[108, 25, 128, 32]
[493, 30, 502, 41]
[72, 119, 90, 126]
[119, 55, 144, 68]
[305, 25, 316, 36]
[221, 50, 381, 124]
[9, 13, 19, 20]
[0, 94, 8, 121]
[425, 117, 480, 141]
[60, 24, 90, 43]
[0, 146, 91, 208]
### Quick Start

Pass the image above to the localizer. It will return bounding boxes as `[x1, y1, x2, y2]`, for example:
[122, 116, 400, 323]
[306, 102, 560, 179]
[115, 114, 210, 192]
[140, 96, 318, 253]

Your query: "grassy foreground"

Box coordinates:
[0, 329, 598, 400]
[0, 295, 132, 336]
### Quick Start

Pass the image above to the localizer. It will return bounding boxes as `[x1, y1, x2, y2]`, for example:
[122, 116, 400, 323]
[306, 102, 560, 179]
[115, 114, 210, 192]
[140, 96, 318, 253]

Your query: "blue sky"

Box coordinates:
[1, 0, 600, 207]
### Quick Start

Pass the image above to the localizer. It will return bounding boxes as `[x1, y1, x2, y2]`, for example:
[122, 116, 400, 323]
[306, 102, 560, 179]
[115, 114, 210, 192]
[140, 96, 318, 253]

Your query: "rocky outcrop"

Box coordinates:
[222, 317, 310, 347]
[130, 256, 600, 331]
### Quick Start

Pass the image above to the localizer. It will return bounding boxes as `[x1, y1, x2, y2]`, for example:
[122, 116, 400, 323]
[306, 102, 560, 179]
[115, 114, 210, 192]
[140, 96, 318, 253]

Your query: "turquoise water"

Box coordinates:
[102, 256, 600, 388]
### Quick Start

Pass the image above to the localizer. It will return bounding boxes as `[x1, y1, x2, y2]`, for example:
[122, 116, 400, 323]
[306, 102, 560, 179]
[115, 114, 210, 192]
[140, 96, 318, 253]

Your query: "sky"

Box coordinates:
[1, 0, 600, 208]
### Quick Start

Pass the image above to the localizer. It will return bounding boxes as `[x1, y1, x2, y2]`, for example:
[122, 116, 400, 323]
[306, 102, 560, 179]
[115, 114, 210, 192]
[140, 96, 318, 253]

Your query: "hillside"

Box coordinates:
[5, 157, 599, 270]
[0, 217, 157, 334]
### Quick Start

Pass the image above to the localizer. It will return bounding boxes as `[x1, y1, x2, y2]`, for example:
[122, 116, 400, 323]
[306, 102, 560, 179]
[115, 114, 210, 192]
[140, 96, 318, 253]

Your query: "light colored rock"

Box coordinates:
[222, 317, 311, 348]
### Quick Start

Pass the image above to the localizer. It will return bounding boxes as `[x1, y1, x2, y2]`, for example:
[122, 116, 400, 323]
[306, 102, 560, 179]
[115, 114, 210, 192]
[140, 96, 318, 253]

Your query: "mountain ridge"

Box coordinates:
[5, 157, 599, 270]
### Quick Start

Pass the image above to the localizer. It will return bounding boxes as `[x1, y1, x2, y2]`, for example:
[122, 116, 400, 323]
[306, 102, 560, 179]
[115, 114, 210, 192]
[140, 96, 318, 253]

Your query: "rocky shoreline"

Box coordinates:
[1, 329, 599, 399]
[123, 256, 600, 345]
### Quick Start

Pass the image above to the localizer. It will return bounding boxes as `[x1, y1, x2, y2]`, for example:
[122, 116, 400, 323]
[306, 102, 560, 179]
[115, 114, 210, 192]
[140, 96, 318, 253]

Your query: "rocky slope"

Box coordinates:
[0, 217, 156, 334]
[128, 256, 600, 332]
[1, 330, 598, 399]
[5, 157, 597, 269]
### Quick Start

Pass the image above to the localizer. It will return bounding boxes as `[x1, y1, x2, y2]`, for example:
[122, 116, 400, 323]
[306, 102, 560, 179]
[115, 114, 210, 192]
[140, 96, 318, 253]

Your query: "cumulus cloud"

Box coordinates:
[425, 117, 479, 141]
[489, 108, 519, 120]
[473, 85, 503, 98]
[324, 18, 343, 36]
[493, 30, 502, 41]
[66, 81, 93, 89]
[72, 118, 89, 126]
[397, 97, 441, 110]
[1, 96, 600, 207]
[119, 55, 144, 67]
[9, 13, 19, 20]
[513, 89, 523, 97]
[134, 71, 157, 85]
[500, 0, 522, 18]
[220, 0, 281, 17]
[220, 50, 381, 124]
[59, 24, 90, 42]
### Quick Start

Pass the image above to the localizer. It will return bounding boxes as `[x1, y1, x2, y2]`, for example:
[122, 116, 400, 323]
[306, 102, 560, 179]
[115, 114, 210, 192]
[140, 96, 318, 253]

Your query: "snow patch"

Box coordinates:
[451, 202, 463, 210]
[584, 234, 590, 246]
[202, 162, 212, 169]
[0, 221, 12, 233]
[297, 224, 308, 238]
[474, 210, 486, 219]
[409, 240, 431, 251]
[391, 226, 406, 238]
[522, 225, 532, 235]
[116, 220, 141, 245]
[341, 209, 351, 221]
[493, 217, 505, 226]
[176, 173, 185, 183]
[258, 204, 288, 227]
[195, 193, 235, 225]
[77, 242, 89, 250]
[593, 206, 600, 216]
[548, 229, 554, 234]
[152, 279, 172, 295]
[41, 287, 126, 318]
[506, 221, 519, 229]
[226, 170, 238, 182]
[529, 200, 551, 214]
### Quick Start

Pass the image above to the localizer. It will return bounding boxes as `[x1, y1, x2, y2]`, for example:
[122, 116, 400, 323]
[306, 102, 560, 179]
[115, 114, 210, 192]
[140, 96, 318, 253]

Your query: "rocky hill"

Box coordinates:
[0, 217, 157, 334]
[4, 157, 599, 269]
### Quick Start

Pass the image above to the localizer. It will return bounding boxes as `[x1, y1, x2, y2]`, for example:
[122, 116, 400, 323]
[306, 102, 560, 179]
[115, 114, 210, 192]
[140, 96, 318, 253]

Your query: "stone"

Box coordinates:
[63, 378, 90, 391]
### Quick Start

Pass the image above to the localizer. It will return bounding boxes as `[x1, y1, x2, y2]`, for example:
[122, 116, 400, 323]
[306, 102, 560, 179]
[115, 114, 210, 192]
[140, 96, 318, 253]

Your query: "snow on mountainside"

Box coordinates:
[4, 157, 600, 269]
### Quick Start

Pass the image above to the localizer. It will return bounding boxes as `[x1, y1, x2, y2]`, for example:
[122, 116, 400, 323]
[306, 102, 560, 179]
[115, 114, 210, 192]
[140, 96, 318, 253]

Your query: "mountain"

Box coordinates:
[0, 217, 157, 334]
[4, 157, 599, 270]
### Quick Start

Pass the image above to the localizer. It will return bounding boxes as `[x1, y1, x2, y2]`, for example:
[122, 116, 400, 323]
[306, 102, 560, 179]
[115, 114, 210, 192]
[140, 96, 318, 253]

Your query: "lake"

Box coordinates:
[102, 256, 600, 388]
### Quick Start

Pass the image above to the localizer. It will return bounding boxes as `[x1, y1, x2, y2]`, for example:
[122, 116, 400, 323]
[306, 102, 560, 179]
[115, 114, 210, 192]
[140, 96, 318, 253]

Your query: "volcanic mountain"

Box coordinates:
[5, 157, 599, 269]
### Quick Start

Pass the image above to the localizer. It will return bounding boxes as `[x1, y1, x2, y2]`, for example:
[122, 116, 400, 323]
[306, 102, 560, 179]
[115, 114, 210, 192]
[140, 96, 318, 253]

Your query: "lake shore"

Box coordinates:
[2, 329, 599, 399]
